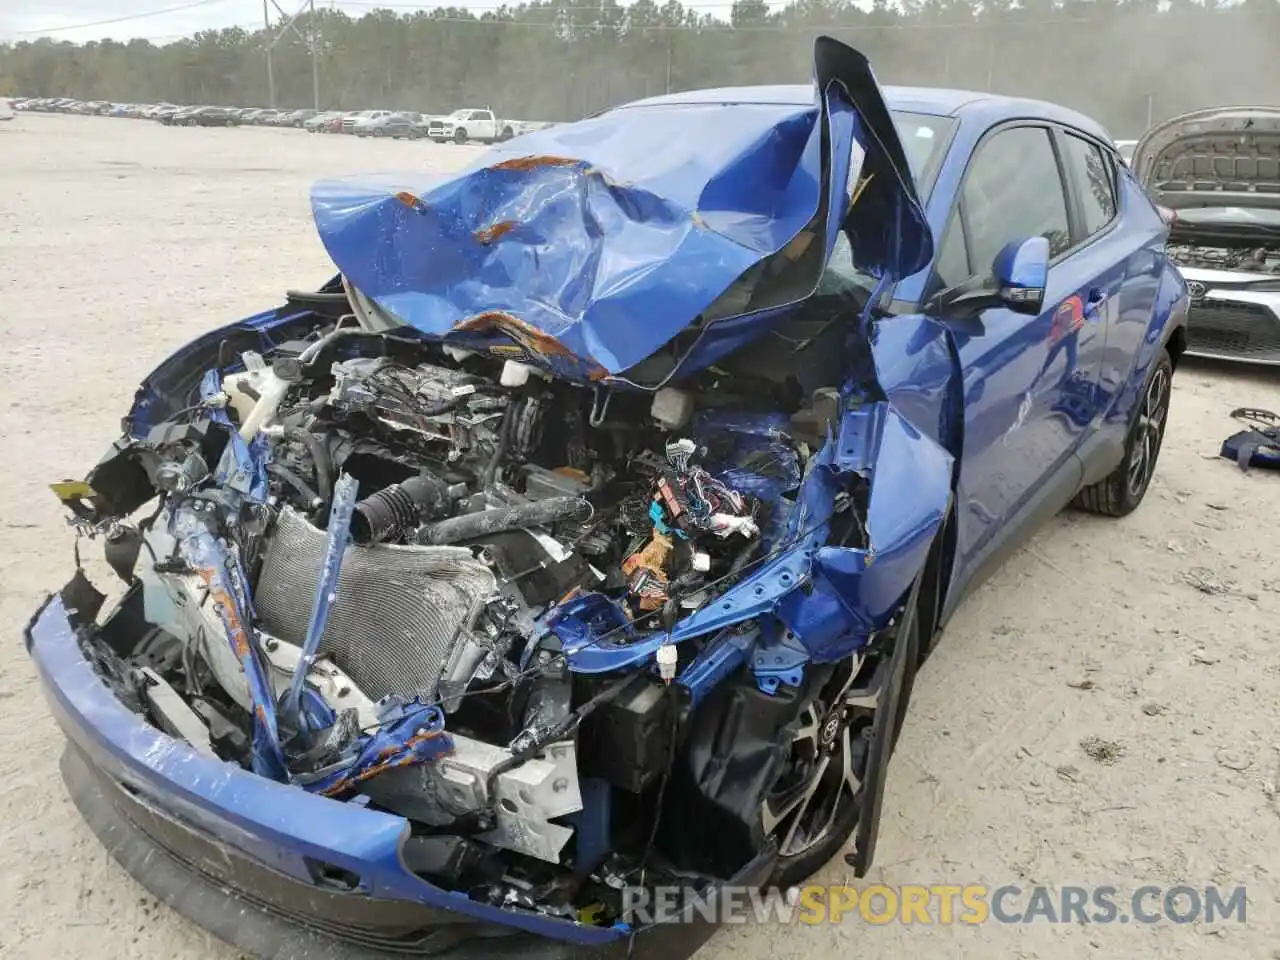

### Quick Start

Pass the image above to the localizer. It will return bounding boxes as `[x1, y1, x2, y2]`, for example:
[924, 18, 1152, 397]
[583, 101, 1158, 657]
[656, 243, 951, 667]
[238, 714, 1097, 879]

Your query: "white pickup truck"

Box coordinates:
[425, 108, 552, 144]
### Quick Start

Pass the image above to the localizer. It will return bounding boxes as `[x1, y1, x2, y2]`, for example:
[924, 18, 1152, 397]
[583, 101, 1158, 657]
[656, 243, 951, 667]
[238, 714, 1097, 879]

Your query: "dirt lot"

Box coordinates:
[1, 113, 1279, 959]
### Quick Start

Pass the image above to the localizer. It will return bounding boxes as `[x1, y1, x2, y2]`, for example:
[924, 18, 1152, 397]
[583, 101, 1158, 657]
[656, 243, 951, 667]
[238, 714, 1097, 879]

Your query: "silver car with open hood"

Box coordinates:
[1133, 106, 1280, 363]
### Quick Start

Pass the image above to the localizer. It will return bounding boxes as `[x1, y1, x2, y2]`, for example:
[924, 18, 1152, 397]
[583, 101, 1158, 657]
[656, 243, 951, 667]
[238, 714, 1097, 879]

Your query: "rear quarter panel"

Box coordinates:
[1095, 166, 1188, 442]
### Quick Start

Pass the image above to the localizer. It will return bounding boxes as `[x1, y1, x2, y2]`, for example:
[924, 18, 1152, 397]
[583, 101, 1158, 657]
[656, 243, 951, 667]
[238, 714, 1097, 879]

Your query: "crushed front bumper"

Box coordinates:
[25, 583, 772, 959]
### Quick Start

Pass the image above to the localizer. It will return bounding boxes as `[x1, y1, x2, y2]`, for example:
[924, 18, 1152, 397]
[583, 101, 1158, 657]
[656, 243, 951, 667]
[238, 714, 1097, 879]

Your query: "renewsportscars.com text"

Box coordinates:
[620, 884, 1247, 926]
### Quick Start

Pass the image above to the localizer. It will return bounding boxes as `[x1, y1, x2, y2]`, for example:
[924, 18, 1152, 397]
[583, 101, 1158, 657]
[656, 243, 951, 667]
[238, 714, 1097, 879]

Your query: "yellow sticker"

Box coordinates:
[50, 480, 97, 502]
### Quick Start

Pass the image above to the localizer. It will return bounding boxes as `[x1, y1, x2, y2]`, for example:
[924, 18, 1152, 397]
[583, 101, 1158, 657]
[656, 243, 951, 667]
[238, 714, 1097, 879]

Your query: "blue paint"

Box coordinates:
[168, 515, 288, 781]
[300, 700, 452, 799]
[309, 40, 931, 383]
[676, 628, 756, 706]
[25, 595, 620, 944]
[566, 778, 612, 876]
[286, 472, 358, 732]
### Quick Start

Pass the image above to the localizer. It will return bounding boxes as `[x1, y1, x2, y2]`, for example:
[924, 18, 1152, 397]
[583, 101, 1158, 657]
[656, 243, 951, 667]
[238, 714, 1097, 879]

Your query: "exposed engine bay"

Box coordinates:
[1164, 208, 1280, 274]
[1167, 242, 1280, 274]
[58, 302, 897, 923]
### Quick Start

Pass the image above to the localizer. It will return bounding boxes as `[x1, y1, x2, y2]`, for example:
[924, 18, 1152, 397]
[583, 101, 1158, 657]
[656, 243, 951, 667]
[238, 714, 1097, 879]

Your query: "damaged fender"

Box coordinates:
[565, 395, 953, 680]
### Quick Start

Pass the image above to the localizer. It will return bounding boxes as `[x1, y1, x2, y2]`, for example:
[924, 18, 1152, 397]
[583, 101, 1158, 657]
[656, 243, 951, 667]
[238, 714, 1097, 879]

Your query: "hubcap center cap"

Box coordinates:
[819, 711, 844, 748]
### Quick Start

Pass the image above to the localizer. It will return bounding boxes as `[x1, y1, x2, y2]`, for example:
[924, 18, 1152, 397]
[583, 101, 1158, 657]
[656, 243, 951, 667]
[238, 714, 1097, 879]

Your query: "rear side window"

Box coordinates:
[1061, 133, 1118, 237]
[962, 125, 1072, 272]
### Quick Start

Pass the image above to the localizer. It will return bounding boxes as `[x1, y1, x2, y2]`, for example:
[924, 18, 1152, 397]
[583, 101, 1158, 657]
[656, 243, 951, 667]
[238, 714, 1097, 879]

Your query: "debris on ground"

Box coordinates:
[1080, 736, 1125, 765]
[1191, 648, 1221, 666]
[1056, 764, 1081, 782]
[1182, 567, 1230, 595]
[1142, 702, 1168, 716]
[1215, 749, 1252, 772]
[1067, 678, 1096, 691]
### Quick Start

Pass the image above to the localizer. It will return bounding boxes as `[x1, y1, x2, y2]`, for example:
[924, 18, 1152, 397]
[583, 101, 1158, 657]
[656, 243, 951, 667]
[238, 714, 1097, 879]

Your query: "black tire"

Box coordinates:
[373, 128, 384, 137]
[500, 126, 514, 141]
[766, 589, 921, 888]
[1072, 347, 1172, 517]
[454, 129, 468, 144]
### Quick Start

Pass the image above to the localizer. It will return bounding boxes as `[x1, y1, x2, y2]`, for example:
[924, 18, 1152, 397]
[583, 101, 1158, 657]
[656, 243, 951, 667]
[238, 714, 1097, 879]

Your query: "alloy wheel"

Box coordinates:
[1127, 364, 1169, 499]
[761, 652, 875, 859]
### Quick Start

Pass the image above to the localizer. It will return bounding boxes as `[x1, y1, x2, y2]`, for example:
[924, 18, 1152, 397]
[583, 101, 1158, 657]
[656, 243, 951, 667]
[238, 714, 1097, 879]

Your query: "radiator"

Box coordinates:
[254, 507, 496, 702]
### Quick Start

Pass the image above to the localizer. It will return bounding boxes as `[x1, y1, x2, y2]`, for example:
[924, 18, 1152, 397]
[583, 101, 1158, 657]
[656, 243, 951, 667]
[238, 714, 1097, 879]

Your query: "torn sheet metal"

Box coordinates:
[284, 472, 358, 731]
[302, 700, 452, 799]
[170, 511, 288, 780]
[309, 36, 931, 381]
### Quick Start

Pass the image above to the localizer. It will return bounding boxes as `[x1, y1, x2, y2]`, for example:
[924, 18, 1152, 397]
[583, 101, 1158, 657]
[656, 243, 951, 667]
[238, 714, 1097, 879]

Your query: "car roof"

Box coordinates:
[615, 83, 1112, 143]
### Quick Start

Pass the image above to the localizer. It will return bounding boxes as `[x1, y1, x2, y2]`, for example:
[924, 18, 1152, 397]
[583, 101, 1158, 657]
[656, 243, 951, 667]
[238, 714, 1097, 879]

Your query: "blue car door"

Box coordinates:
[931, 123, 1112, 588]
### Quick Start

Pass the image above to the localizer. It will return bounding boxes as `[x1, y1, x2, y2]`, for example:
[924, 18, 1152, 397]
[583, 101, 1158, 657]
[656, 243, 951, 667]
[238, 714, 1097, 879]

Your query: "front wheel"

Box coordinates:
[454, 129, 468, 144]
[1072, 347, 1172, 517]
[764, 590, 920, 887]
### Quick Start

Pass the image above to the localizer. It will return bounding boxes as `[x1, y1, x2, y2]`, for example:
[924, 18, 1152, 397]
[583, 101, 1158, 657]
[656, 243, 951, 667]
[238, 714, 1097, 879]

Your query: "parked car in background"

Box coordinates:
[1134, 106, 1280, 363]
[425, 107, 532, 143]
[304, 110, 343, 132]
[354, 111, 424, 138]
[0, 97, 13, 122]
[277, 109, 318, 127]
[343, 109, 393, 134]
[164, 106, 238, 127]
[321, 111, 354, 133]
[160, 105, 199, 125]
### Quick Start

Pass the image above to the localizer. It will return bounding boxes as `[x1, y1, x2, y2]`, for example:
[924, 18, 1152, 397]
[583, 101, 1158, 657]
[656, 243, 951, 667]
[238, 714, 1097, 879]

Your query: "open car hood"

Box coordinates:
[310, 37, 932, 382]
[1133, 105, 1280, 213]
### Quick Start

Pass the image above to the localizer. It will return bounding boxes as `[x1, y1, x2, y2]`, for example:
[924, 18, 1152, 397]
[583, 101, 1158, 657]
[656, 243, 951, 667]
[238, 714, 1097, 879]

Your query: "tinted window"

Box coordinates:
[1062, 133, 1117, 236]
[962, 126, 1071, 273]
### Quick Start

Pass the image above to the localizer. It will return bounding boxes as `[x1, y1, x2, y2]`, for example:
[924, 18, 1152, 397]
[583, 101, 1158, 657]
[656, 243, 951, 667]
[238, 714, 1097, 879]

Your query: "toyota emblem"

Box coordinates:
[1187, 279, 1208, 303]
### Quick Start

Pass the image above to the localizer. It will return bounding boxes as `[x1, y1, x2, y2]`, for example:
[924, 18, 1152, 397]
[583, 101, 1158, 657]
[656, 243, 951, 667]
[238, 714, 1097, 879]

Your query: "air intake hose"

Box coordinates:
[414, 496, 591, 547]
[350, 474, 464, 544]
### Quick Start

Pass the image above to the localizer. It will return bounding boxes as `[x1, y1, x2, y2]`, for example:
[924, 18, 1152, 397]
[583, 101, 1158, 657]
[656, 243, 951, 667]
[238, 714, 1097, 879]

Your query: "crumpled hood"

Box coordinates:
[311, 37, 931, 380]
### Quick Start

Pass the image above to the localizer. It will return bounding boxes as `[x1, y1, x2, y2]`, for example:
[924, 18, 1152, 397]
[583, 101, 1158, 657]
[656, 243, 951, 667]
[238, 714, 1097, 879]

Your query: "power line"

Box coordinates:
[15, 0, 234, 36]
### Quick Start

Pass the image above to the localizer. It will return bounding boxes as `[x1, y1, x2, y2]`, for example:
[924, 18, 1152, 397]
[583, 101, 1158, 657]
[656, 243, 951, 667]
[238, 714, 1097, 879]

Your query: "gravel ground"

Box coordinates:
[2, 113, 1279, 959]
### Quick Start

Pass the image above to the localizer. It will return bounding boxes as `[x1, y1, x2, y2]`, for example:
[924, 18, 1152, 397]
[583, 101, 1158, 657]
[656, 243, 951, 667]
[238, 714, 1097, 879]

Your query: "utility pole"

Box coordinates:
[263, 0, 276, 108]
[665, 34, 672, 95]
[266, 0, 322, 110]
[309, 0, 320, 111]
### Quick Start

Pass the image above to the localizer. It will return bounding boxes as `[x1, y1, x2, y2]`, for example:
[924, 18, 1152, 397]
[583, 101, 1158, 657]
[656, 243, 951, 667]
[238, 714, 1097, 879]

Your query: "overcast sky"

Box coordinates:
[1, 0, 756, 45]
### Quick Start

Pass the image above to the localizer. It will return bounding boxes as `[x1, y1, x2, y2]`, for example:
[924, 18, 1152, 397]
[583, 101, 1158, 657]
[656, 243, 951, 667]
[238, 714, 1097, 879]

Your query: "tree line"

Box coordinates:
[2, 0, 1278, 136]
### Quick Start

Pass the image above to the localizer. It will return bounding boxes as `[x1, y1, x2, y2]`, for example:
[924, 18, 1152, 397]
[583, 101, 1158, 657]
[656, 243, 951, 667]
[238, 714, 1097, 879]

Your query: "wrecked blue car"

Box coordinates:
[26, 37, 1186, 960]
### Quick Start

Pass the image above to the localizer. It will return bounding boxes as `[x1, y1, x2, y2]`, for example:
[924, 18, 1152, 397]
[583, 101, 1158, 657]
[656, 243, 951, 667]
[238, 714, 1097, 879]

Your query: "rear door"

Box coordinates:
[1053, 130, 1130, 431]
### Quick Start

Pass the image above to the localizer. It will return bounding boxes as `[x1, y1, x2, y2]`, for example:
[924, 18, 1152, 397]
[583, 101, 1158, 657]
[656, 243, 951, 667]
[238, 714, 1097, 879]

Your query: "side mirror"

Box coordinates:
[942, 236, 1051, 319]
